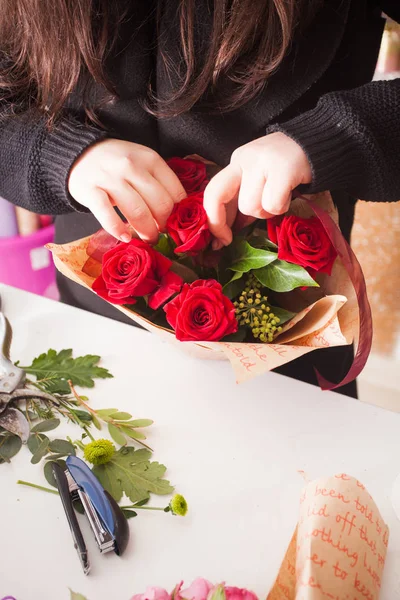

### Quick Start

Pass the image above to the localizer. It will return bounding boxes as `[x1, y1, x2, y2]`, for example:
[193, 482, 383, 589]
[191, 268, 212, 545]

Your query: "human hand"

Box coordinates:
[203, 133, 312, 249]
[68, 139, 186, 244]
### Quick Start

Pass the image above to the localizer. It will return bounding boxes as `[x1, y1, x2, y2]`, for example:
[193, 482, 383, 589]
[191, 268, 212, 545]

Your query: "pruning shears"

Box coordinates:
[0, 295, 55, 442]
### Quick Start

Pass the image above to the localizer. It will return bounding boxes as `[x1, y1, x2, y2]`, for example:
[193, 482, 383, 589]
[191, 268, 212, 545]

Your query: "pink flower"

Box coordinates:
[224, 588, 258, 600]
[177, 578, 213, 600]
[131, 587, 171, 600]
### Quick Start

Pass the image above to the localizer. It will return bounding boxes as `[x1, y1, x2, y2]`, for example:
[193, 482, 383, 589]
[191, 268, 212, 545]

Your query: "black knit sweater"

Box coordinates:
[1, 0, 399, 395]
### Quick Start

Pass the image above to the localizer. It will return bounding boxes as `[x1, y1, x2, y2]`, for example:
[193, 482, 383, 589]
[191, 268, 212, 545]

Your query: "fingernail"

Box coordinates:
[212, 240, 223, 251]
[120, 233, 131, 243]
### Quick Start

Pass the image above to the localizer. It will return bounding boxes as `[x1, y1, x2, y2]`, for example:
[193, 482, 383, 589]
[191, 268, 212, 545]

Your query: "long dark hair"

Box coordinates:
[0, 0, 319, 123]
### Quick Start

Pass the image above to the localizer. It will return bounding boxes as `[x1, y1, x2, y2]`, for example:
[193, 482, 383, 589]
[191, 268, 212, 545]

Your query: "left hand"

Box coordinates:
[203, 132, 312, 249]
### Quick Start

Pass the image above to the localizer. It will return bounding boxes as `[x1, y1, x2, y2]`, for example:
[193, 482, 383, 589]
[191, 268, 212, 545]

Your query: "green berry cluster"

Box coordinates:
[233, 275, 283, 342]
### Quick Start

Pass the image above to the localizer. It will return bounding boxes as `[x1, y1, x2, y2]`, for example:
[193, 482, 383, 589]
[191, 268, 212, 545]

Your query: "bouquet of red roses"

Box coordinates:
[49, 156, 371, 389]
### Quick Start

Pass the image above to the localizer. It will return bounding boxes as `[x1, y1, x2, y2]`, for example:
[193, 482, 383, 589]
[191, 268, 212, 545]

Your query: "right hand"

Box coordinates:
[68, 139, 186, 244]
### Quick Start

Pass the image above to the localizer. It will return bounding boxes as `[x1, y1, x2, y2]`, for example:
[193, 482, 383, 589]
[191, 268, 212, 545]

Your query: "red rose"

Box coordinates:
[166, 192, 212, 255]
[164, 279, 238, 342]
[167, 157, 208, 193]
[92, 239, 183, 309]
[267, 215, 338, 275]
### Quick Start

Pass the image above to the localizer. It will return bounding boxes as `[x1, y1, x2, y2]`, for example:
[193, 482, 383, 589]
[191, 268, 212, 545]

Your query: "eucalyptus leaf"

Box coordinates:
[44, 459, 67, 488]
[31, 437, 50, 464]
[31, 418, 60, 433]
[254, 260, 319, 292]
[108, 423, 127, 446]
[92, 447, 174, 504]
[49, 439, 76, 455]
[230, 239, 277, 273]
[27, 433, 49, 455]
[0, 434, 22, 460]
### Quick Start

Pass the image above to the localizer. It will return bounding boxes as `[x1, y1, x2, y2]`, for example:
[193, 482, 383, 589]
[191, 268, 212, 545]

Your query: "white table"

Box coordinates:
[0, 283, 400, 600]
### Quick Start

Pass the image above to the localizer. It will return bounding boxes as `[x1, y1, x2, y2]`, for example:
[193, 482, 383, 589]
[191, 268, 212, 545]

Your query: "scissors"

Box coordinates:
[0, 295, 55, 442]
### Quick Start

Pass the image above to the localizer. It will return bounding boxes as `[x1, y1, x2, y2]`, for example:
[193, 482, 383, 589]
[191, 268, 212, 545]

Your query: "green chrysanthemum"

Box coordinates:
[169, 494, 188, 517]
[83, 439, 116, 465]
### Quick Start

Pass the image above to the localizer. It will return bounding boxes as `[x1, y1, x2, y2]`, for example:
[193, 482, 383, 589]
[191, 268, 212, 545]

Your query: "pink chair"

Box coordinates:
[0, 225, 58, 300]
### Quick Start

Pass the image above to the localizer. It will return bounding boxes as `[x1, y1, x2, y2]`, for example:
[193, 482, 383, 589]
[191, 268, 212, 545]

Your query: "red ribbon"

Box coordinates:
[295, 193, 372, 391]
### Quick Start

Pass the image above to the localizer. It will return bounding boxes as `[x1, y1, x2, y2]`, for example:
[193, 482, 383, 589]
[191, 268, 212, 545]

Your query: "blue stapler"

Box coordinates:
[52, 456, 130, 574]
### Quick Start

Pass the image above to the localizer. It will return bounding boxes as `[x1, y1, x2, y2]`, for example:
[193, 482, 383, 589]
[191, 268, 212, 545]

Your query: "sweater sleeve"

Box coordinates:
[0, 103, 107, 215]
[266, 78, 400, 202]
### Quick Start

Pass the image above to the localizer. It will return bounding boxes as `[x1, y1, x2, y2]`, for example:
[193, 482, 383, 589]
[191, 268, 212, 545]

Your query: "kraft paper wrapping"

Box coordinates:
[48, 192, 359, 384]
[268, 475, 389, 600]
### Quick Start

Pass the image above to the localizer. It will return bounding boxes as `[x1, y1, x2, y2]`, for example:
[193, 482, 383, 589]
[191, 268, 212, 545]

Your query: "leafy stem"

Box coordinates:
[17, 480, 59, 495]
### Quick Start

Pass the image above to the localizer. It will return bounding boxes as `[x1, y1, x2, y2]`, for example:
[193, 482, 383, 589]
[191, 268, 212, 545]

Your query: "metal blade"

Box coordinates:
[0, 407, 30, 443]
[0, 297, 25, 393]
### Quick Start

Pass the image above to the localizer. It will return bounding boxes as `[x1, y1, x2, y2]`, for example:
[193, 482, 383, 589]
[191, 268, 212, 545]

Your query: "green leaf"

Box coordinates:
[230, 239, 277, 273]
[250, 227, 278, 250]
[92, 447, 174, 504]
[49, 439, 76, 455]
[209, 585, 226, 600]
[27, 433, 49, 454]
[223, 271, 243, 299]
[222, 328, 247, 342]
[123, 419, 153, 428]
[254, 260, 319, 292]
[269, 306, 296, 325]
[44, 459, 67, 488]
[0, 434, 22, 460]
[121, 509, 137, 520]
[154, 234, 174, 258]
[96, 408, 118, 417]
[92, 415, 102, 430]
[109, 412, 132, 421]
[74, 410, 92, 422]
[22, 349, 113, 391]
[45, 452, 70, 461]
[120, 427, 146, 441]
[31, 437, 50, 464]
[73, 499, 85, 515]
[133, 498, 150, 507]
[108, 424, 127, 446]
[31, 418, 60, 433]
[69, 590, 88, 600]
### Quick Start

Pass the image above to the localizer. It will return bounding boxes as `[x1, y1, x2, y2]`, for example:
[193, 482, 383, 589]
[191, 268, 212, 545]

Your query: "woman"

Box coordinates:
[0, 0, 399, 396]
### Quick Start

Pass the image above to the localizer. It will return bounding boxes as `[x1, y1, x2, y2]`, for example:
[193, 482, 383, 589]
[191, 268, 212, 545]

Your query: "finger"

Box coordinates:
[152, 159, 187, 204]
[203, 164, 241, 245]
[107, 182, 159, 244]
[262, 175, 292, 216]
[84, 188, 131, 242]
[125, 171, 174, 232]
[238, 170, 270, 219]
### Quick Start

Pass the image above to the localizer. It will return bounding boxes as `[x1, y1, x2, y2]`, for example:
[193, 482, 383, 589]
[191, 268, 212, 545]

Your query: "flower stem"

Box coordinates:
[120, 505, 166, 511]
[17, 480, 59, 495]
